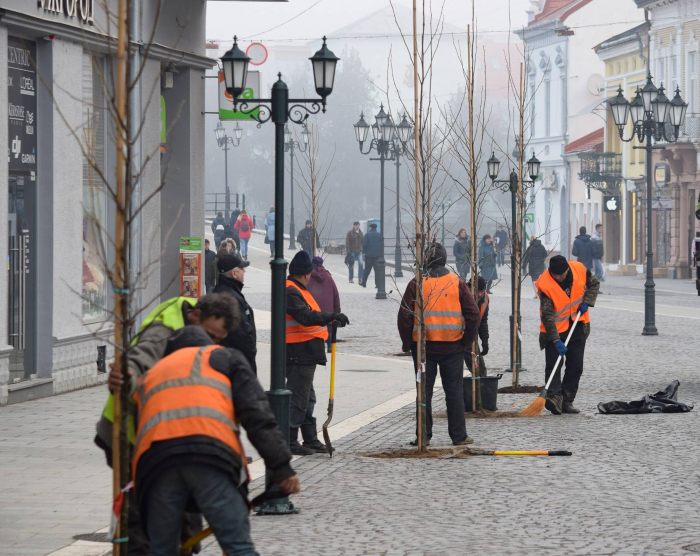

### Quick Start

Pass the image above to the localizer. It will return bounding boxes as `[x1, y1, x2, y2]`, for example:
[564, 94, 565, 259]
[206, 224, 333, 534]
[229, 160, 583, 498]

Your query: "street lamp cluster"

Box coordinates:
[214, 121, 243, 223]
[284, 124, 310, 250]
[353, 106, 413, 297]
[608, 74, 688, 336]
[219, 35, 339, 514]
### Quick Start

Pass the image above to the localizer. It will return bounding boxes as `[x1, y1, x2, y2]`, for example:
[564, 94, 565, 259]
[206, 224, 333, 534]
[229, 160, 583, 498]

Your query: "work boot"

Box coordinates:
[290, 428, 314, 456]
[453, 436, 474, 446]
[409, 438, 430, 447]
[303, 439, 334, 453]
[545, 394, 563, 415]
[562, 401, 580, 414]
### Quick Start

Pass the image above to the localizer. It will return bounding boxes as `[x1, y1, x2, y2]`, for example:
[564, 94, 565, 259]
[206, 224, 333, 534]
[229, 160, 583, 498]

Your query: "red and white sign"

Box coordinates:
[246, 42, 268, 66]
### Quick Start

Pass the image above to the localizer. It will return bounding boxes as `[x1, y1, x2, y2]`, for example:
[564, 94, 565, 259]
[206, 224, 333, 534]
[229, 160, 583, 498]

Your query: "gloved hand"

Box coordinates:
[333, 313, 350, 327]
[480, 344, 489, 357]
[578, 302, 589, 315]
[553, 340, 568, 356]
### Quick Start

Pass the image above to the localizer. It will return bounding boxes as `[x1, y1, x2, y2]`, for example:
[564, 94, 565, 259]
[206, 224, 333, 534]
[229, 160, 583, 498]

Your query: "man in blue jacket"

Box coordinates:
[361, 223, 382, 289]
[572, 226, 596, 271]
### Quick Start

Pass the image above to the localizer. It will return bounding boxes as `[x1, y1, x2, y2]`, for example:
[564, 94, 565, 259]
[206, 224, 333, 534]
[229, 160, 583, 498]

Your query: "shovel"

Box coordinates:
[322, 323, 337, 457]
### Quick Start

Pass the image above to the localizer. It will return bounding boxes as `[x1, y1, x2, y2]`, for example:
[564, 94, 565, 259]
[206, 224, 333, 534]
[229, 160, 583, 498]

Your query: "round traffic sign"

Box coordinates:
[246, 43, 268, 66]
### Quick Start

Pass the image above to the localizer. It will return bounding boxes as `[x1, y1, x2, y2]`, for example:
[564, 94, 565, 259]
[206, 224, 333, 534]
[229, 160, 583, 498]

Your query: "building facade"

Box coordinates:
[0, 1, 213, 404]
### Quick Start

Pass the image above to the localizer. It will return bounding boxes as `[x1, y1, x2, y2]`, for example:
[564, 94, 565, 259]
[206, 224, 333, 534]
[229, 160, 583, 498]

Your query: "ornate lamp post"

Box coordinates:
[284, 124, 309, 249]
[214, 121, 243, 223]
[609, 75, 687, 335]
[221, 35, 338, 514]
[353, 107, 411, 294]
[488, 151, 541, 382]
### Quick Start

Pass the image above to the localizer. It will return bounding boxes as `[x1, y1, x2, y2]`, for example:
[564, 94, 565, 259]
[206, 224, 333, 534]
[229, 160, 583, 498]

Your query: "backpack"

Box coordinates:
[344, 252, 355, 267]
[240, 220, 250, 233]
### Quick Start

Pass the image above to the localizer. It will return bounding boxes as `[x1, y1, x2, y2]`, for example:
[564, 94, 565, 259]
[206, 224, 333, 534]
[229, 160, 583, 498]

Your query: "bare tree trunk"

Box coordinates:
[512, 64, 524, 388]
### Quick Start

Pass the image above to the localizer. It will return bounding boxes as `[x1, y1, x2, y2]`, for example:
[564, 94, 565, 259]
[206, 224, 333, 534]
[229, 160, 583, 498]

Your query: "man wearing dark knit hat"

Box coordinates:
[535, 254, 600, 415]
[286, 250, 350, 454]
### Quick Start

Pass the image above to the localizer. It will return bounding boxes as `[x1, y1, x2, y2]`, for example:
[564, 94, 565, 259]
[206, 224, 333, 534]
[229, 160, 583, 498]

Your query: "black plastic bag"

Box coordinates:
[598, 380, 694, 414]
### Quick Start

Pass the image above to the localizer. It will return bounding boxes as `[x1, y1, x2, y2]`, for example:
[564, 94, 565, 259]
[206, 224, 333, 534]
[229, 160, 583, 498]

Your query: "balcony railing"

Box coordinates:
[661, 114, 700, 142]
[577, 152, 622, 192]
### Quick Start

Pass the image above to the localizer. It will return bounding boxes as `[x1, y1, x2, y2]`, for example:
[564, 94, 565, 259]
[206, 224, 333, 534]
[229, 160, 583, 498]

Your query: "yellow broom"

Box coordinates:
[520, 311, 582, 417]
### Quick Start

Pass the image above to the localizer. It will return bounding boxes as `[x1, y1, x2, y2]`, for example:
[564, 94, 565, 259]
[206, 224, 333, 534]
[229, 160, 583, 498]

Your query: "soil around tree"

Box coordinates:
[364, 447, 472, 459]
[434, 410, 526, 419]
[498, 385, 543, 394]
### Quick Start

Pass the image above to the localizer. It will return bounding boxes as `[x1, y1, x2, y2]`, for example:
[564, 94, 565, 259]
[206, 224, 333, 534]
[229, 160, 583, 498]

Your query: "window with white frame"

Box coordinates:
[545, 80, 551, 136]
[530, 85, 536, 138]
[670, 55, 677, 93]
[657, 57, 666, 85]
[689, 51, 697, 113]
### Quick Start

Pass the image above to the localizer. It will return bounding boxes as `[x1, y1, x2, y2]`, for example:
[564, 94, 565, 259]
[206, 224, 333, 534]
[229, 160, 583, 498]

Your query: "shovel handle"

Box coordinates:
[544, 311, 582, 391]
[329, 323, 337, 400]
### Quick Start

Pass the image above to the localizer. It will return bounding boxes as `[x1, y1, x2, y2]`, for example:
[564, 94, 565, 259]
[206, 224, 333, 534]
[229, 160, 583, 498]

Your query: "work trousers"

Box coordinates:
[544, 323, 586, 403]
[362, 256, 379, 288]
[146, 463, 257, 556]
[286, 362, 319, 443]
[348, 252, 363, 281]
[412, 348, 467, 444]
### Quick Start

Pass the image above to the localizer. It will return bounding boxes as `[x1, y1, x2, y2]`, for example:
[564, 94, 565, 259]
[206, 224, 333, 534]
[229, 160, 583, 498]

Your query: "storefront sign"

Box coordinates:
[654, 163, 669, 188]
[8, 37, 37, 180]
[180, 237, 202, 298]
[37, 0, 94, 25]
[219, 70, 260, 121]
[603, 195, 621, 212]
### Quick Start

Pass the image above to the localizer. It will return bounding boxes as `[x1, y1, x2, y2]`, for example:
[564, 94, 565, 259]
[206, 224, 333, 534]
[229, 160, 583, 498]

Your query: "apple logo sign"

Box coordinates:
[606, 197, 618, 211]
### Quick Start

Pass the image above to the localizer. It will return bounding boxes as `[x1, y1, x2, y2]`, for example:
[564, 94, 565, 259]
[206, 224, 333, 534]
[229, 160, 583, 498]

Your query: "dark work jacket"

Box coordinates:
[286, 277, 335, 366]
[297, 227, 320, 253]
[204, 248, 216, 288]
[211, 215, 226, 234]
[136, 347, 294, 524]
[572, 234, 595, 270]
[523, 239, 548, 280]
[397, 266, 480, 355]
[213, 275, 257, 374]
[362, 230, 382, 257]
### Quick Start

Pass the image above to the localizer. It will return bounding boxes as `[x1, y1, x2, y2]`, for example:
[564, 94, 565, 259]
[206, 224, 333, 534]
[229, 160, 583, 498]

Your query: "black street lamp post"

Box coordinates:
[284, 124, 310, 249]
[488, 152, 541, 383]
[221, 36, 338, 514]
[609, 75, 687, 335]
[354, 108, 412, 295]
[214, 121, 243, 223]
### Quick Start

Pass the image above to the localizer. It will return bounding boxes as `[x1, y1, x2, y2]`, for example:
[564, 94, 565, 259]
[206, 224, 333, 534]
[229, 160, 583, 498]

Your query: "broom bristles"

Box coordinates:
[520, 394, 546, 417]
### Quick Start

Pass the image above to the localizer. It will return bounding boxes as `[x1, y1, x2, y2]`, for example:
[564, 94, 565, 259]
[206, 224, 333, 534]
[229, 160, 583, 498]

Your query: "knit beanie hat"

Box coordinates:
[312, 256, 324, 266]
[426, 242, 447, 268]
[289, 250, 313, 275]
[549, 255, 569, 274]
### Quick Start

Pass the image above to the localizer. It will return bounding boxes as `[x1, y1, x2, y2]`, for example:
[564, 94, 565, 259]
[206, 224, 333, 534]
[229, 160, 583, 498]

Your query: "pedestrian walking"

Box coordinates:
[308, 256, 341, 353]
[210, 243, 228, 289]
[397, 243, 480, 446]
[253, 214, 257, 228]
[361, 222, 381, 289]
[464, 276, 489, 374]
[495, 225, 509, 266]
[536, 255, 600, 415]
[132, 326, 299, 556]
[478, 235, 498, 293]
[234, 210, 254, 260]
[286, 251, 349, 455]
[214, 253, 257, 374]
[345, 221, 364, 284]
[204, 239, 216, 294]
[523, 235, 548, 298]
[264, 206, 276, 258]
[453, 228, 471, 280]
[297, 220, 320, 255]
[572, 226, 596, 271]
[211, 211, 226, 235]
[224, 221, 239, 252]
[591, 223, 606, 282]
[214, 224, 225, 250]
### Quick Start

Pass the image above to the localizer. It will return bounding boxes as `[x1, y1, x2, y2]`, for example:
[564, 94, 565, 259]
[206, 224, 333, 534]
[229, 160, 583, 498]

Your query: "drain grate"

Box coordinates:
[73, 533, 111, 543]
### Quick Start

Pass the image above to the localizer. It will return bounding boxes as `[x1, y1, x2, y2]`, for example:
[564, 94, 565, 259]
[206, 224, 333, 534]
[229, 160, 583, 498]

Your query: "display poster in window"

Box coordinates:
[180, 237, 202, 298]
[8, 37, 37, 179]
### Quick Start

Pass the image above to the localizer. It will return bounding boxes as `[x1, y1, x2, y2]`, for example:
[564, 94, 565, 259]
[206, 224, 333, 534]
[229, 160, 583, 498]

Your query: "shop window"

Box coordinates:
[82, 53, 107, 322]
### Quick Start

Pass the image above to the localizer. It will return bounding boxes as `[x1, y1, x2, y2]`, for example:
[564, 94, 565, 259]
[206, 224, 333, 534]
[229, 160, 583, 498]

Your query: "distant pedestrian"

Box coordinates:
[591, 223, 606, 282]
[572, 226, 596, 271]
[214, 253, 257, 374]
[297, 220, 320, 255]
[132, 326, 299, 556]
[345, 221, 364, 285]
[212, 243, 229, 288]
[211, 211, 226, 234]
[478, 235, 498, 293]
[523, 235, 548, 298]
[495, 225, 509, 266]
[285, 251, 349, 455]
[308, 256, 341, 353]
[453, 228, 471, 280]
[253, 214, 257, 228]
[361, 223, 381, 289]
[234, 209, 254, 260]
[204, 239, 216, 293]
[214, 224, 225, 249]
[397, 243, 480, 446]
[265, 206, 276, 257]
[223, 221, 239, 252]
[465, 276, 489, 374]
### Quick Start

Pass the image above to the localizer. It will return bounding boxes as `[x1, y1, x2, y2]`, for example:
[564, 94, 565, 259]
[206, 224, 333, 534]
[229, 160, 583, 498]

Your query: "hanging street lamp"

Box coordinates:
[214, 121, 243, 223]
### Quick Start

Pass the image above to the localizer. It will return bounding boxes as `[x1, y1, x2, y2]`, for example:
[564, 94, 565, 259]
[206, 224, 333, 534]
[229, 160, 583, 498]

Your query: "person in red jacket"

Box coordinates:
[234, 210, 254, 260]
[307, 256, 341, 353]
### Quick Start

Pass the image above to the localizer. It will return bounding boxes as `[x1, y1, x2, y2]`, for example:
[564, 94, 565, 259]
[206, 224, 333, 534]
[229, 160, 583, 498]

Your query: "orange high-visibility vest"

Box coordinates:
[286, 280, 330, 344]
[535, 260, 591, 334]
[132, 345, 248, 485]
[479, 292, 489, 322]
[413, 274, 464, 342]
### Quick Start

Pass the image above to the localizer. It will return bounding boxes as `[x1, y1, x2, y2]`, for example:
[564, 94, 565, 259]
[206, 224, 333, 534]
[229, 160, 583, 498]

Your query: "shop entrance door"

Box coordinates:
[656, 209, 671, 266]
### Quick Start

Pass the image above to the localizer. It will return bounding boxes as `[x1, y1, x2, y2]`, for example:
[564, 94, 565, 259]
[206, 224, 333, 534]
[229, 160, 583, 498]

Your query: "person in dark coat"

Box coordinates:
[345, 221, 364, 284]
[264, 206, 276, 257]
[572, 226, 596, 271]
[297, 220, 320, 254]
[453, 228, 471, 280]
[204, 239, 216, 293]
[223, 222, 239, 251]
[213, 253, 257, 374]
[523, 235, 548, 298]
[211, 211, 226, 234]
[307, 256, 341, 353]
[286, 251, 349, 455]
[361, 223, 382, 288]
[494, 225, 509, 266]
[478, 235, 498, 293]
[464, 276, 489, 374]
